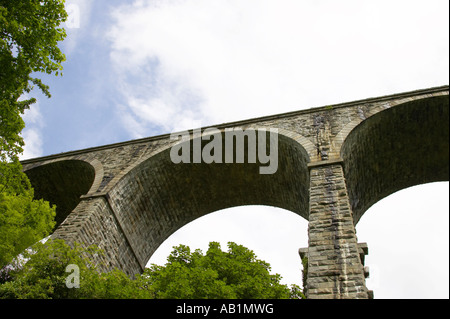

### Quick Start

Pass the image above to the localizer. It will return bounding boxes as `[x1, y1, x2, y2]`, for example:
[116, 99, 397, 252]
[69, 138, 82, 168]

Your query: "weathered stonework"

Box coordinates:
[21, 85, 449, 299]
[306, 163, 368, 298]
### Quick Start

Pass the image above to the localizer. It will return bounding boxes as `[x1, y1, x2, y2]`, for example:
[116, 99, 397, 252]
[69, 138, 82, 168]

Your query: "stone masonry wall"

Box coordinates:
[20, 85, 449, 298]
[306, 163, 368, 299]
[52, 196, 142, 276]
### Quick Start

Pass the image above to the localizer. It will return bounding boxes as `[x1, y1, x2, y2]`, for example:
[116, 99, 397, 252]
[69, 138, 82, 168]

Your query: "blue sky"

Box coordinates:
[20, 0, 449, 298]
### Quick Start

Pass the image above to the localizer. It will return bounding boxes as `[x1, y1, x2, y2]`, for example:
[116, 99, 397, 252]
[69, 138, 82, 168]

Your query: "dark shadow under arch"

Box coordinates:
[24, 160, 96, 230]
[107, 130, 310, 268]
[341, 95, 449, 224]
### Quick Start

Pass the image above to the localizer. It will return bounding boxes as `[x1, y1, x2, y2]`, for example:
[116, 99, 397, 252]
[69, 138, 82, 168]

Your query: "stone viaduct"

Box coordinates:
[21, 85, 449, 299]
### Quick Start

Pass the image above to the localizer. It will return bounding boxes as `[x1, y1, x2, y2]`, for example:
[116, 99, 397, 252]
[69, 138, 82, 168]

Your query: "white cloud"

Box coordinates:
[105, 0, 449, 298]
[108, 0, 448, 136]
[62, 0, 94, 55]
[21, 129, 43, 160]
[20, 103, 45, 160]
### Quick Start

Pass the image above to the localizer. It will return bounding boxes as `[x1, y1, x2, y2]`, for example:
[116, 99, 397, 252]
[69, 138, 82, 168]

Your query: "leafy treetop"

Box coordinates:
[0, 0, 66, 271]
[0, 240, 305, 299]
[142, 241, 304, 299]
[0, 0, 67, 169]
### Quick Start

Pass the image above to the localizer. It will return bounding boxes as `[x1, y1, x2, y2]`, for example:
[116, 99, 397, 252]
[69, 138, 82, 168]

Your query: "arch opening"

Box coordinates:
[356, 181, 449, 298]
[341, 95, 449, 224]
[147, 205, 309, 286]
[24, 160, 96, 230]
[108, 130, 310, 270]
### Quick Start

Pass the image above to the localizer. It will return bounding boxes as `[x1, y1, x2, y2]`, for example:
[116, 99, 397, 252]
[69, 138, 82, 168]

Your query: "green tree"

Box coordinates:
[301, 255, 308, 297]
[1, 0, 67, 166]
[0, 239, 146, 299]
[0, 240, 305, 299]
[141, 242, 304, 299]
[0, 0, 67, 268]
[0, 239, 93, 298]
[0, 189, 55, 269]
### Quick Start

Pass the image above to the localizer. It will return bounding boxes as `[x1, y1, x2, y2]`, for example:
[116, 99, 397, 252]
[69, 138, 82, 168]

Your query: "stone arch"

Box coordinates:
[101, 127, 315, 194]
[341, 94, 449, 224]
[273, 127, 317, 161]
[23, 159, 100, 229]
[106, 129, 310, 269]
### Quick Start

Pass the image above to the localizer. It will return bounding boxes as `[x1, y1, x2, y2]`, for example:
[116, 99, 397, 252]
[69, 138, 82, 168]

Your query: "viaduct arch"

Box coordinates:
[341, 95, 449, 224]
[21, 85, 449, 299]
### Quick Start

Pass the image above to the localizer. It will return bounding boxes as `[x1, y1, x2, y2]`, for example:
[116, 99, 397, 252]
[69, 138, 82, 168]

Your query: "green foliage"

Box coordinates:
[0, 239, 146, 299]
[141, 242, 303, 299]
[0, 0, 66, 271]
[301, 256, 308, 297]
[0, 239, 94, 298]
[0, 160, 30, 195]
[79, 268, 147, 299]
[0, 0, 67, 163]
[0, 184, 56, 269]
[0, 240, 305, 299]
[289, 283, 305, 299]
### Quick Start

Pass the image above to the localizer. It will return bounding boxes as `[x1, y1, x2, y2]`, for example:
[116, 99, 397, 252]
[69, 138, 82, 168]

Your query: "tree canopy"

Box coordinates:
[0, 240, 305, 299]
[0, 0, 67, 165]
[0, 239, 141, 299]
[0, 0, 66, 269]
[143, 241, 302, 299]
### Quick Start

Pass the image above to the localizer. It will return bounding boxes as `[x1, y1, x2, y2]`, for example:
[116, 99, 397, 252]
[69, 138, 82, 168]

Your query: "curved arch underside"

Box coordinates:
[107, 132, 310, 267]
[341, 95, 449, 224]
[24, 160, 96, 230]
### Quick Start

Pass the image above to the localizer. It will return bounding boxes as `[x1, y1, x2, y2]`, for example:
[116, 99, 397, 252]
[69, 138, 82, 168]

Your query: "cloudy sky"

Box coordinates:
[20, 0, 448, 298]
